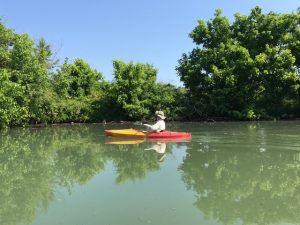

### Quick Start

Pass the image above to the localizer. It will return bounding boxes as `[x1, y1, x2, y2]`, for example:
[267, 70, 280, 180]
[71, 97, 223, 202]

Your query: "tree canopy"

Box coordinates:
[1, 6, 300, 127]
[177, 6, 300, 120]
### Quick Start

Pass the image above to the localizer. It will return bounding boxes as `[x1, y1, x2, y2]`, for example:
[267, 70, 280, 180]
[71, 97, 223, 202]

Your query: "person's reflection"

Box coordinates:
[144, 142, 167, 162]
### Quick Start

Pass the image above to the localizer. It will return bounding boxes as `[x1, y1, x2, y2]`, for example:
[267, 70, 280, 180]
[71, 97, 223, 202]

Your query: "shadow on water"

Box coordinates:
[0, 122, 300, 225]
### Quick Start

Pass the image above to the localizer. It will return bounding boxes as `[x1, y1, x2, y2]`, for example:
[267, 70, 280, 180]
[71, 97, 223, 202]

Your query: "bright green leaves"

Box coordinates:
[49, 58, 105, 123]
[112, 60, 158, 120]
[9, 34, 34, 72]
[0, 70, 29, 127]
[53, 58, 103, 98]
[0, 22, 14, 69]
[105, 60, 185, 121]
[177, 6, 300, 120]
[1, 18, 185, 125]
[254, 46, 298, 115]
[190, 9, 231, 48]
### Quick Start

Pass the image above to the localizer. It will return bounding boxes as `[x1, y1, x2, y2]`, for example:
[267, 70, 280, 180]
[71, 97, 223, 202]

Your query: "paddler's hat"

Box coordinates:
[155, 111, 166, 120]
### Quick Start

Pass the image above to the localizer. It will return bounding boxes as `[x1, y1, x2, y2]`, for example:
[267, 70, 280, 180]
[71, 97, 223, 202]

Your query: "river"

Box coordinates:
[1, 121, 299, 225]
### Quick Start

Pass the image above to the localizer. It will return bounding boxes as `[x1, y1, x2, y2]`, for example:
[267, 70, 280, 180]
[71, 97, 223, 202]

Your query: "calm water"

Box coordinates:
[1, 121, 300, 225]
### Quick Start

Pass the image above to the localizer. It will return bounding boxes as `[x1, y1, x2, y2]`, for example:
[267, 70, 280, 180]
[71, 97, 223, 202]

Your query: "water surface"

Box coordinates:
[1, 121, 300, 225]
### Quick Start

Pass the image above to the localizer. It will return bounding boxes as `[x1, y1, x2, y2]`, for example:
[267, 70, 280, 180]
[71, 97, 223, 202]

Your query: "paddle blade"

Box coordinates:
[133, 121, 143, 125]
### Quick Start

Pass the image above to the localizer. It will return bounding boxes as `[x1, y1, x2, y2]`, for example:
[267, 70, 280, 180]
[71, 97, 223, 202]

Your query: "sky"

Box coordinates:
[1, 0, 299, 86]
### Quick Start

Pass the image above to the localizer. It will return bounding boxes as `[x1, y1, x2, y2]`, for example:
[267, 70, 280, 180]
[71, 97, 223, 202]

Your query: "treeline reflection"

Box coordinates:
[0, 126, 299, 225]
[0, 126, 182, 225]
[179, 142, 300, 225]
[0, 126, 105, 225]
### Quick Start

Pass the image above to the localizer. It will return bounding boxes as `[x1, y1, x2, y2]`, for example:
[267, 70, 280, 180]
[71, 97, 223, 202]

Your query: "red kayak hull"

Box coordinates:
[104, 129, 192, 139]
[147, 131, 191, 138]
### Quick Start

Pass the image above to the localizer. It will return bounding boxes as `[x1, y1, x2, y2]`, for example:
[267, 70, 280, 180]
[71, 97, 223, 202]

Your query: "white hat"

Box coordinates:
[155, 111, 166, 119]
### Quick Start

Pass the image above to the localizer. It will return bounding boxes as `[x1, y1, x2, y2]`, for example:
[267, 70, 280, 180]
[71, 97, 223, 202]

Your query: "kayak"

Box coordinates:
[104, 128, 192, 138]
[105, 129, 146, 138]
[147, 131, 192, 138]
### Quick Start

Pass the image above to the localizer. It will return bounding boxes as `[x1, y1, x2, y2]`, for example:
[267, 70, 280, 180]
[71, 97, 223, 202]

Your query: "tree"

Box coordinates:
[177, 6, 300, 120]
[110, 60, 158, 120]
[0, 21, 54, 126]
[50, 58, 105, 123]
[52, 58, 103, 98]
[0, 70, 28, 127]
[151, 83, 188, 120]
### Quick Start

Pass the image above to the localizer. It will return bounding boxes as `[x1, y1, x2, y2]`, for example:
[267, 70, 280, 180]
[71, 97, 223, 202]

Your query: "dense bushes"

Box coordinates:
[1, 6, 300, 127]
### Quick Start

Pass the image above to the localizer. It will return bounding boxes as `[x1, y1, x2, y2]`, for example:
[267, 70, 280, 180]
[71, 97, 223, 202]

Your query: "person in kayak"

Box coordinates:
[143, 111, 166, 132]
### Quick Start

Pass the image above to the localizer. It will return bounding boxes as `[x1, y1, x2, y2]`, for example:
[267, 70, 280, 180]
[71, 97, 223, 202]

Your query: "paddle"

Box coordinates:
[133, 121, 144, 125]
[133, 121, 149, 133]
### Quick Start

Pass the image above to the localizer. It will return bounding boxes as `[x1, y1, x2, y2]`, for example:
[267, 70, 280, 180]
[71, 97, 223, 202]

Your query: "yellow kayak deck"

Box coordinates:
[105, 128, 146, 138]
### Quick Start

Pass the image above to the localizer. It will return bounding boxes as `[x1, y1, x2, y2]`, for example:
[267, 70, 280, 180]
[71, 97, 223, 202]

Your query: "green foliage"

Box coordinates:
[0, 70, 29, 127]
[105, 60, 188, 121]
[111, 60, 158, 120]
[51, 96, 99, 123]
[151, 83, 188, 120]
[49, 58, 108, 123]
[177, 6, 300, 120]
[3, 6, 300, 125]
[52, 58, 103, 98]
[0, 20, 110, 126]
[0, 21, 56, 126]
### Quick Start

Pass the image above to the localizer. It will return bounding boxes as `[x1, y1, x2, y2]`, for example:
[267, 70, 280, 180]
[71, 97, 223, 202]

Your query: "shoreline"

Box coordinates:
[9, 118, 299, 129]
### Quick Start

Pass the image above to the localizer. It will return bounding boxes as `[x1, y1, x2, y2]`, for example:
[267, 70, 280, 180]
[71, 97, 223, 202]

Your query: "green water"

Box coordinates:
[0, 121, 300, 225]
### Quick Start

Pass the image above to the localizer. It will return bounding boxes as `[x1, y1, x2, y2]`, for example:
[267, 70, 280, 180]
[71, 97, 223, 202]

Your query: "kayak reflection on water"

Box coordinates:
[105, 136, 191, 162]
[144, 142, 167, 162]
